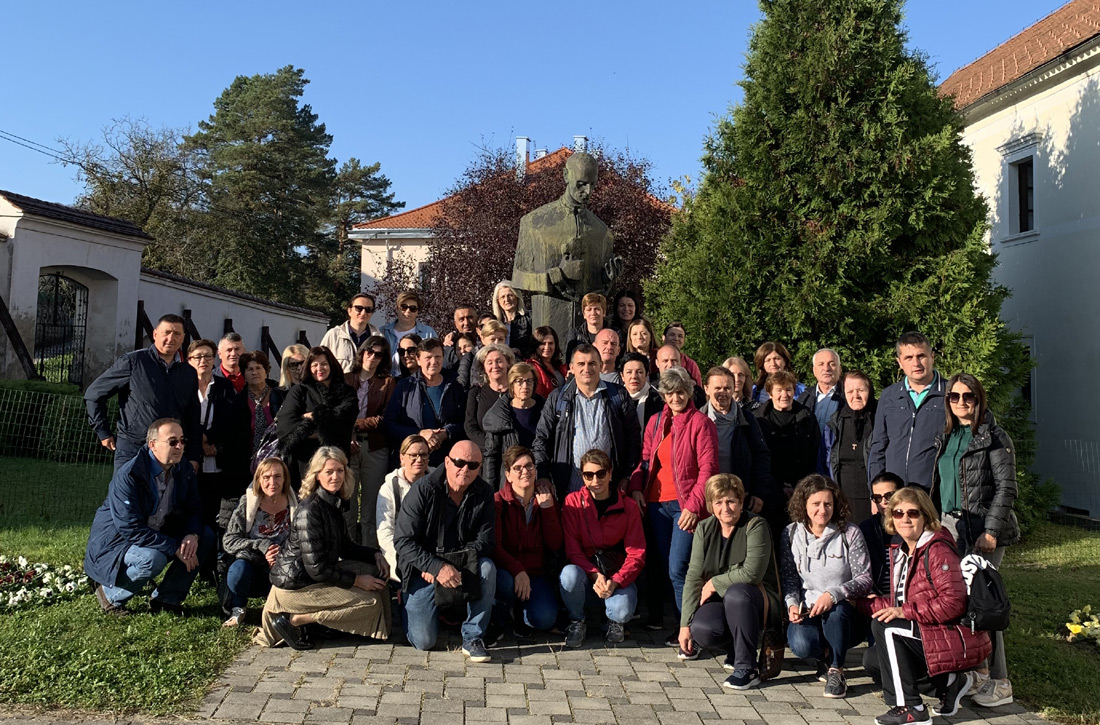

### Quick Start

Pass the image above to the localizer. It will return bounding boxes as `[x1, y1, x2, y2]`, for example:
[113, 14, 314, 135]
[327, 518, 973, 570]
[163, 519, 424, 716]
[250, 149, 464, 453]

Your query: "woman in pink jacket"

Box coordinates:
[628, 366, 719, 643]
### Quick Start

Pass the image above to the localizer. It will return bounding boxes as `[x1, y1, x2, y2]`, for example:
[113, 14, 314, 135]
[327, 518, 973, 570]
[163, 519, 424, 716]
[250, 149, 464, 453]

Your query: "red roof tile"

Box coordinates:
[353, 148, 574, 231]
[941, 0, 1100, 109]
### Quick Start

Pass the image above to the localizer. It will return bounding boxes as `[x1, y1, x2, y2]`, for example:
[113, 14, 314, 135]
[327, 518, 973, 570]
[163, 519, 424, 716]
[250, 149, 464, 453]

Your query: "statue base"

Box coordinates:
[532, 295, 577, 341]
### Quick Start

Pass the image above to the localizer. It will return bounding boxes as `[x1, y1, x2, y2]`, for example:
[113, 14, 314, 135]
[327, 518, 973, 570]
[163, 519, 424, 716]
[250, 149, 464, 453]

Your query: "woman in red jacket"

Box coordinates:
[491, 446, 563, 637]
[628, 366, 719, 642]
[861, 487, 992, 725]
[560, 449, 646, 648]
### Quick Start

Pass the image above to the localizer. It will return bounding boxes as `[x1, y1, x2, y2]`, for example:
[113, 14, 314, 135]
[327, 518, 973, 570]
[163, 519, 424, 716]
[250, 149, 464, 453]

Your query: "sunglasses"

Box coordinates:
[363, 348, 384, 357]
[581, 468, 609, 481]
[352, 304, 374, 314]
[401, 347, 419, 356]
[871, 490, 896, 505]
[400, 304, 419, 313]
[287, 360, 304, 369]
[891, 508, 923, 520]
[448, 457, 481, 471]
[947, 391, 977, 405]
[161, 437, 187, 448]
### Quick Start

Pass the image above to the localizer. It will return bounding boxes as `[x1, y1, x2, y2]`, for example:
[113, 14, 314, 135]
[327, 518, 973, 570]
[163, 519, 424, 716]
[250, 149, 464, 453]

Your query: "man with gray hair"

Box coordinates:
[798, 348, 845, 433]
[215, 331, 246, 392]
[85, 418, 215, 616]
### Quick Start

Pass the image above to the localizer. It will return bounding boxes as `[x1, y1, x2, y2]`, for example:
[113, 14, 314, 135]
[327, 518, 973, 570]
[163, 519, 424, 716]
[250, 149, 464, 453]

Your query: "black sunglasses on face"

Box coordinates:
[363, 348, 384, 357]
[287, 360, 303, 369]
[352, 304, 374, 314]
[400, 304, 419, 312]
[871, 490, 896, 505]
[947, 391, 977, 405]
[448, 457, 481, 471]
[581, 468, 608, 481]
[401, 348, 418, 356]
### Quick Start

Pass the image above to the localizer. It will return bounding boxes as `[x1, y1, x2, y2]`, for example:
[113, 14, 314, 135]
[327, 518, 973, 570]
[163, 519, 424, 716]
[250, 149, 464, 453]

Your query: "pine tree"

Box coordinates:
[648, 0, 1054, 531]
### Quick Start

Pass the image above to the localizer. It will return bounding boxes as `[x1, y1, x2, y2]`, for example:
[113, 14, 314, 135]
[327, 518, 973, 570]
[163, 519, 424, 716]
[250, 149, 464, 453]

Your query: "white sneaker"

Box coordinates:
[222, 606, 246, 627]
[972, 677, 1013, 708]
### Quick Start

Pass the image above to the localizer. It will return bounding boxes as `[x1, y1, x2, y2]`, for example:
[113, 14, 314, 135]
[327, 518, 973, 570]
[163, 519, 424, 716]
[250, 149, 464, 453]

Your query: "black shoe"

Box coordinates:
[485, 624, 505, 647]
[874, 705, 931, 725]
[813, 659, 829, 683]
[94, 585, 130, 617]
[272, 613, 315, 650]
[305, 623, 343, 640]
[149, 598, 184, 616]
[931, 671, 972, 717]
[512, 619, 532, 639]
[663, 632, 680, 647]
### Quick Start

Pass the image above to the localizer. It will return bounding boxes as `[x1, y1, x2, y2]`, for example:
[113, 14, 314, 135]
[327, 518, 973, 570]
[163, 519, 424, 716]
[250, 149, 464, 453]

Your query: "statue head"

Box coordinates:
[563, 152, 599, 208]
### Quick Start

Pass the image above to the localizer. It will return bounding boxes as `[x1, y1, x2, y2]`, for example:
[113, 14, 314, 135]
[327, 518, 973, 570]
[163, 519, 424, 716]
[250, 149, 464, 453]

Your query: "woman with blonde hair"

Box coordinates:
[278, 344, 310, 391]
[721, 357, 754, 408]
[258, 447, 390, 650]
[491, 281, 533, 357]
[221, 457, 298, 627]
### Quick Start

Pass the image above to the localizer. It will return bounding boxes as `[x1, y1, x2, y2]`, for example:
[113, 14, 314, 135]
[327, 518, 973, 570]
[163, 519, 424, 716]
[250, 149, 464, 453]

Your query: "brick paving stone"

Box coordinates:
[421, 698, 464, 713]
[305, 706, 356, 723]
[464, 706, 508, 722]
[655, 712, 705, 725]
[527, 700, 572, 716]
[263, 711, 309, 724]
[336, 697, 381, 710]
[349, 717, 398, 725]
[486, 682, 526, 696]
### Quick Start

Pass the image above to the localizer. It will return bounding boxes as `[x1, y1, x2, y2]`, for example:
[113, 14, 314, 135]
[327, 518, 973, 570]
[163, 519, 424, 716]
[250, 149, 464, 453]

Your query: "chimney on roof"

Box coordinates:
[573, 135, 588, 153]
[533, 148, 547, 160]
[516, 136, 531, 181]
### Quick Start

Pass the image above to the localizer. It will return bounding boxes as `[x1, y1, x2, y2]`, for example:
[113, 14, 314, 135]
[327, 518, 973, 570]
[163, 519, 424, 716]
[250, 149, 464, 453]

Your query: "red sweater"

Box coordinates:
[492, 486, 563, 578]
[562, 487, 646, 588]
[858, 527, 991, 676]
[628, 403, 719, 519]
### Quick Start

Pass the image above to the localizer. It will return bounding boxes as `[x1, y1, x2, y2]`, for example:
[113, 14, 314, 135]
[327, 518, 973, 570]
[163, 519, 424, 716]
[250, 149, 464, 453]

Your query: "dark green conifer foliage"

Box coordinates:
[648, 0, 1055, 531]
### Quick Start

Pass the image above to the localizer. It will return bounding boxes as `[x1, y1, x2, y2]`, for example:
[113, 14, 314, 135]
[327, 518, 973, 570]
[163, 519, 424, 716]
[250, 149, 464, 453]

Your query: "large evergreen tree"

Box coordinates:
[649, 0, 1053, 530]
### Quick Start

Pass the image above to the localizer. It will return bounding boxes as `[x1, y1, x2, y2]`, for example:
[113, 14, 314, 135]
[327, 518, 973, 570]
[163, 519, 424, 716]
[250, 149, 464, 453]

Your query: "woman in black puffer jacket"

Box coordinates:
[931, 372, 1018, 708]
[257, 447, 391, 650]
[278, 347, 358, 481]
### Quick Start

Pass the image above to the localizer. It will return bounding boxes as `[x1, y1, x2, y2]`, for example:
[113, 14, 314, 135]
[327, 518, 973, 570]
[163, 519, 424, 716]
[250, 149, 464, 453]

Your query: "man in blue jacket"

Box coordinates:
[866, 332, 946, 490]
[84, 314, 202, 471]
[85, 418, 215, 616]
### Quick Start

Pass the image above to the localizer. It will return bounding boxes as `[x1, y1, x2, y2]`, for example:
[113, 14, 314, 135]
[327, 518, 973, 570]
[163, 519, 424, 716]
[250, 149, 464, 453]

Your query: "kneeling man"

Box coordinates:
[85, 418, 215, 615]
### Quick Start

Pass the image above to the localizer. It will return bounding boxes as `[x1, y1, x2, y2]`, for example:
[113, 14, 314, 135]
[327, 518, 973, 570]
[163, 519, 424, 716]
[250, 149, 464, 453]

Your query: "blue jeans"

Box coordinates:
[112, 437, 144, 473]
[101, 526, 216, 606]
[494, 570, 559, 631]
[648, 500, 694, 613]
[787, 600, 868, 668]
[559, 564, 637, 624]
[224, 558, 271, 610]
[404, 557, 496, 650]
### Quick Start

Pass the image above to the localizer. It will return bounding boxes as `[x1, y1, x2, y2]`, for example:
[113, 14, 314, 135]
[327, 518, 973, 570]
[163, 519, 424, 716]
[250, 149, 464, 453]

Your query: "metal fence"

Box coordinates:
[0, 387, 114, 527]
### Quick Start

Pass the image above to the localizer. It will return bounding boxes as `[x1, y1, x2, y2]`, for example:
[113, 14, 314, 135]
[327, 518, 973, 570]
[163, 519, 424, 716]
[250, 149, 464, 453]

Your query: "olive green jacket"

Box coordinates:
[680, 511, 783, 629]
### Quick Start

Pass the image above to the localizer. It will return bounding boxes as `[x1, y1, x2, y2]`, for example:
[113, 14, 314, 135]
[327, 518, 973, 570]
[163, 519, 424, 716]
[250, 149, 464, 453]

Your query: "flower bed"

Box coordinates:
[0, 555, 87, 611]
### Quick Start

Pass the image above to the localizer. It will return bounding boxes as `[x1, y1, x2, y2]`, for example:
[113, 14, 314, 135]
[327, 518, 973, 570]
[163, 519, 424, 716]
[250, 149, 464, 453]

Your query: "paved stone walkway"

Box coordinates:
[186, 628, 1043, 725]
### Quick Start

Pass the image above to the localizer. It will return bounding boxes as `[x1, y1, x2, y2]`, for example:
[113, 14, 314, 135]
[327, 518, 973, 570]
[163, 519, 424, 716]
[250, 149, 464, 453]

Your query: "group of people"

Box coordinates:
[81, 286, 1021, 725]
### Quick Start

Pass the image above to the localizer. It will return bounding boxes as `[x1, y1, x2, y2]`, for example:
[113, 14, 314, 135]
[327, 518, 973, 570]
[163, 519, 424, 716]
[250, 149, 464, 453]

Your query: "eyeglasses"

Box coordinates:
[510, 462, 536, 474]
[400, 347, 419, 356]
[363, 348, 384, 358]
[400, 304, 419, 313]
[514, 378, 535, 387]
[891, 508, 923, 520]
[448, 457, 481, 471]
[287, 360, 304, 369]
[871, 490, 896, 505]
[581, 468, 608, 481]
[352, 304, 374, 314]
[403, 451, 429, 460]
[161, 437, 187, 448]
[947, 391, 977, 405]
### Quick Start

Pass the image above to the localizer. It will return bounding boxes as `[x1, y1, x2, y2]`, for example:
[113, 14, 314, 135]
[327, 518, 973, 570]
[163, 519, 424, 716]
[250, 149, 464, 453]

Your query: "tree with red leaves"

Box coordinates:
[422, 144, 672, 332]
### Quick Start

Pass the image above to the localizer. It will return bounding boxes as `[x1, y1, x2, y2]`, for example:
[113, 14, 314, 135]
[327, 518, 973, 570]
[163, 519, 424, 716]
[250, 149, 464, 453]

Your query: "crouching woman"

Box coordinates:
[678, 474, 782, 690]
[256, 447, 391, 650]
[861, 486, 992, 725]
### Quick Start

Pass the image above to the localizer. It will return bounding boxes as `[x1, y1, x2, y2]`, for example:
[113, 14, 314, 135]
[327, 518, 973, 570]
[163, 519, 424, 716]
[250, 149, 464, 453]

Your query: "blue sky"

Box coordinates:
[1, 1, 1070, 213]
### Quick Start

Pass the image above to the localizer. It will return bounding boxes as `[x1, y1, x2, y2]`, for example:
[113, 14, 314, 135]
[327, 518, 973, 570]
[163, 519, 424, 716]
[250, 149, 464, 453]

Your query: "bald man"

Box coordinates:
[394, 440, 497, 662]
[595, 328, 622, 384]
[655, 345, 707, 409]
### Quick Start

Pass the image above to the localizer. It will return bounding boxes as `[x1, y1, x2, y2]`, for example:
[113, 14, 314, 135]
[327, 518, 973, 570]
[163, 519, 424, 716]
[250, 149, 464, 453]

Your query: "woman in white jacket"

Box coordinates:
[375, 435, 433, 584]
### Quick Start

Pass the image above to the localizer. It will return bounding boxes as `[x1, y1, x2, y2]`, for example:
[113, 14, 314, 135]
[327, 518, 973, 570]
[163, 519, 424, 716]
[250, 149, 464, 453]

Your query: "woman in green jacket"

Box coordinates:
[678, 473, 782, 691]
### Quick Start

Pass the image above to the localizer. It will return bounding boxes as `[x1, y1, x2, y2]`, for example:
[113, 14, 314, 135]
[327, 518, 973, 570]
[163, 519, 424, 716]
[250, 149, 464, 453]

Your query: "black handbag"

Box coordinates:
[583, 495, 626, 577]
[432, 502, 481, 607]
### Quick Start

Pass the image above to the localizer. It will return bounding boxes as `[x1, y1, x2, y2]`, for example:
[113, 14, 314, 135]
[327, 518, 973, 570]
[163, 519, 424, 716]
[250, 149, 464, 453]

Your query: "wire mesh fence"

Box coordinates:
[0, 386, 115, 528]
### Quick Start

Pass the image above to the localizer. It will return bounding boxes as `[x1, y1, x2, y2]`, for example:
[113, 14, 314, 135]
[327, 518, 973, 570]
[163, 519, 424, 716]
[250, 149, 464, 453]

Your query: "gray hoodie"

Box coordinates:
[780, 521, 872, 609]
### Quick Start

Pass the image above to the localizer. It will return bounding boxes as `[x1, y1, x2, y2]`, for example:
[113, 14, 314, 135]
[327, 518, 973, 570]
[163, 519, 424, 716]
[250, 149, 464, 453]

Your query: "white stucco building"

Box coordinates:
[942, 0, 1100, 515]
[0, 190, 327, 387]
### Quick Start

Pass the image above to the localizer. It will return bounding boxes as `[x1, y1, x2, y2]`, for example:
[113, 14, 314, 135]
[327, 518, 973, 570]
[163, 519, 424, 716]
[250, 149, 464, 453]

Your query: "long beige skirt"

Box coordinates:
[254, 561, 391, 646]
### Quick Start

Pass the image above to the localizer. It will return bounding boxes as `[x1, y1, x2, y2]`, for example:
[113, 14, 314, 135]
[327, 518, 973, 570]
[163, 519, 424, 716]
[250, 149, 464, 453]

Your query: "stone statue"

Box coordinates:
[512, 152, 623, 334]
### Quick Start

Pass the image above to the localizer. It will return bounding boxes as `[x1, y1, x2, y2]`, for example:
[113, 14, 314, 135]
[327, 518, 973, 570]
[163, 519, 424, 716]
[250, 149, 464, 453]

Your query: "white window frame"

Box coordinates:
[997, 132, 1043, 246]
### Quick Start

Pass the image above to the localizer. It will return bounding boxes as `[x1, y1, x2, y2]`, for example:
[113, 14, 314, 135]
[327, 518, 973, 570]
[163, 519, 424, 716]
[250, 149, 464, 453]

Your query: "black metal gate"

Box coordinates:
[33, 272, 89, 387]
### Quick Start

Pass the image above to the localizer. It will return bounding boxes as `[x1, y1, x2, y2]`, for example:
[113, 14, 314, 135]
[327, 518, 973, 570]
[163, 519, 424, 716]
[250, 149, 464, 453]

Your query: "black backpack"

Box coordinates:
[922, 550, 1010, 632]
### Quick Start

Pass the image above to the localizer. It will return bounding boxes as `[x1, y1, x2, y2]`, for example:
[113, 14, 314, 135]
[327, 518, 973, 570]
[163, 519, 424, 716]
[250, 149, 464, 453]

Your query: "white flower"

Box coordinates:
[17, 556, 28, 568]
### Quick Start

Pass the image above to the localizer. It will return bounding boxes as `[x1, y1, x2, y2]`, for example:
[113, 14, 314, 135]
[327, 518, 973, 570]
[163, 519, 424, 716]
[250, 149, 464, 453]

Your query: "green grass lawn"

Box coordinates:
[1001, 523, 1100, 724]
[0, 458, 254, 715]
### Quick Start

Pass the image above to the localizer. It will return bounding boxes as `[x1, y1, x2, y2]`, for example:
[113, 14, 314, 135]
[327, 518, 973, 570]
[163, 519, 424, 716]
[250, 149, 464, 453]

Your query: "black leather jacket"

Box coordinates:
[932, 412, 1019, 546]
[269, 488, 379, 590]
